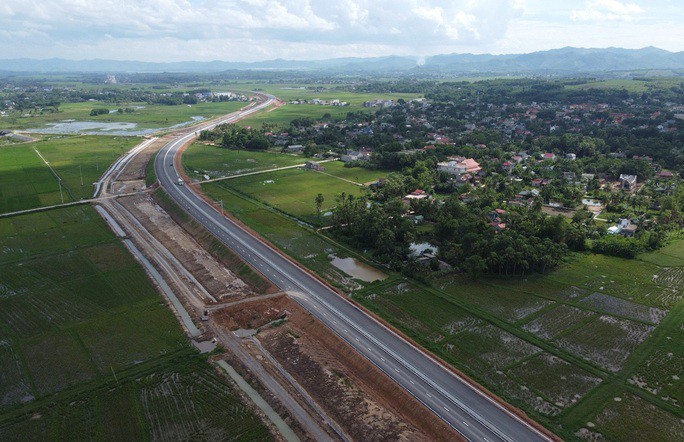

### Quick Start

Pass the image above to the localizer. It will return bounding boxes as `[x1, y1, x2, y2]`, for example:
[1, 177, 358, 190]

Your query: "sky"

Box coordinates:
[0, 0, 682, 62]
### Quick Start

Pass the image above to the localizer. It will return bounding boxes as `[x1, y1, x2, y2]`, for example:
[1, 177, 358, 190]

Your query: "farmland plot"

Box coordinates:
[629, 322, 683, 406]
[579, 292, 666, 324]
[456, 324, 541, 369]
[555, 315, 654, 372]
[437, 278, 554, 322]
[583, 392, 684, 441]
[507, 353, 602, 409]
[0, 342, 32, 409]
[21, 332, 97, 396]
[359, 281, 485, 342]
[184, 144, 304, 179]
[442, 343, 562, 416]
[655, 267, 684, 289]
[521, 305, 595, 340]
[139, 366, 269, 441]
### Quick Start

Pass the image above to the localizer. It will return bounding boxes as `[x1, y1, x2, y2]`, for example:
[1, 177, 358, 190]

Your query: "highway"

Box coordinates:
[154, 94, 553, 442]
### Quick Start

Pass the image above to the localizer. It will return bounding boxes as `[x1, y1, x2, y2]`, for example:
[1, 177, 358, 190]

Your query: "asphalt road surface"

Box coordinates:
[154, 95, 552, 442]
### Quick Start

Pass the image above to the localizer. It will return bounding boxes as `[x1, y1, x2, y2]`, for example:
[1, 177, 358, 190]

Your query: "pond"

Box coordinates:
[27, 116, 206, 136]
[329, 255, 387, 282]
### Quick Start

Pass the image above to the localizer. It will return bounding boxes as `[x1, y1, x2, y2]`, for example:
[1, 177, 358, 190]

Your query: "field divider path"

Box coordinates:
[31, 145, 75, 201]
[311, 169, 365, 187]
[200, 159, 338, 183]
[0, 190, 149, 218]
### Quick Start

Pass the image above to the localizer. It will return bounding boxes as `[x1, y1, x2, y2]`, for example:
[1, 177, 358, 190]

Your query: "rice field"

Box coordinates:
[579, 392, 684, 441]
[0, 359, 271, 441]
[507, 353, 602, 409]
[436, 277, 554, 323]
[0, 204, 271, 439]
[521, 305, 596, 340]
[555, 315, 655, 373]
[0, 135, 138, 213]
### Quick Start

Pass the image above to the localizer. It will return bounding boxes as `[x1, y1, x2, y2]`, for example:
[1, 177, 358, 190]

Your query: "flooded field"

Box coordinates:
[329, 255, 387, 282]
[27, 116, 205, 136]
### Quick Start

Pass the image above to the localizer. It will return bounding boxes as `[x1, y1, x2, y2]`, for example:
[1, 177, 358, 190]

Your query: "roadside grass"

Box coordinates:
[2, 101, 246, 131]
[183, 142, 305, 179]
[0, 204, 270, 439]
[154, 189, 275, 294]
[199, 182, 383, 291]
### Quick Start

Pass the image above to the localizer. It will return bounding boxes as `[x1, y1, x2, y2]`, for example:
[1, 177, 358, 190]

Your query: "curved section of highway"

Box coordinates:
[154, 95, 552, 442]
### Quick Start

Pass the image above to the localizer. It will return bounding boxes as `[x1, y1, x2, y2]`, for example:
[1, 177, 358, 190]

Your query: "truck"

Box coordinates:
[177, 178, 184, 186]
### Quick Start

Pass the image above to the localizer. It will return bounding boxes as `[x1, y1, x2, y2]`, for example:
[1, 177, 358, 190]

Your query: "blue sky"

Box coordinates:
[0, 0, 682, 61]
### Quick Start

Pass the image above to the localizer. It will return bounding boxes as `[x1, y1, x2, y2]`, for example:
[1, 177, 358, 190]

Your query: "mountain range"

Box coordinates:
[1, 47, 683, 75]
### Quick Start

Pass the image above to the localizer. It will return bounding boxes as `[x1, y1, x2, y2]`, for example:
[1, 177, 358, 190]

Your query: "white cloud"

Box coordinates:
[571, 0, 645, 22]
[0, 0, 679, 61]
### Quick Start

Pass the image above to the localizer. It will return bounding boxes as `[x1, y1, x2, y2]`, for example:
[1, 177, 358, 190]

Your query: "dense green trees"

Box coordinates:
[198, 124, 271, 150]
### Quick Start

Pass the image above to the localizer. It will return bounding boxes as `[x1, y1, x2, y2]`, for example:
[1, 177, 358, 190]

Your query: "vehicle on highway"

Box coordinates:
[177, 178, 184, 186]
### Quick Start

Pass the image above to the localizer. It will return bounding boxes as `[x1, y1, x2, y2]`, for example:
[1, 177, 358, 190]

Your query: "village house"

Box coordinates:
[437, 157, 481, 176]
[286, 144, 304, 152]
[305, 161, 325, 171]
[341, 149, 372, 163]
[619, 174, 637, 191]
[607, 218, 638, 237]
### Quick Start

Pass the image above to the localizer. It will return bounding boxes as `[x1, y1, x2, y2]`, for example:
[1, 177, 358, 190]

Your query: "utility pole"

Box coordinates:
[58, 178, 64, 203]
[219, 199, 224, 216]
[79, 165, 83, 186]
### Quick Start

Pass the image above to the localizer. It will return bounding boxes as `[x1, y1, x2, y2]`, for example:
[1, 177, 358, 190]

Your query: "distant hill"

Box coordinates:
[1, 47, 683, 74]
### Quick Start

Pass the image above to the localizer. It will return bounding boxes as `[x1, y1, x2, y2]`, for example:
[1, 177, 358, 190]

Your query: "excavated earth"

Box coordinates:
[119, 193, 255, 301]
[215, 296, 461, 442]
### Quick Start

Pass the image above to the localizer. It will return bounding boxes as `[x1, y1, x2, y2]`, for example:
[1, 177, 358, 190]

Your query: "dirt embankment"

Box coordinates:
[119, 193, 257, 301]
[120, 136, 172, 182]
[215, 296, 462, 442]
